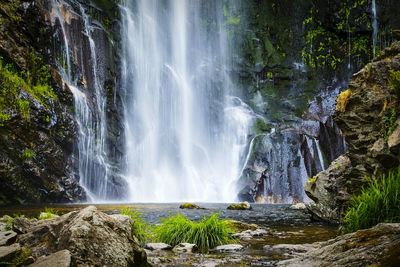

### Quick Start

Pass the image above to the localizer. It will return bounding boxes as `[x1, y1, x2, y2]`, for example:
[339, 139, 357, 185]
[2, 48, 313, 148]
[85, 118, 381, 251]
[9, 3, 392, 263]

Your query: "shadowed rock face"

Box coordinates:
[277, 223, 400, 267]
[0, 0, 86, 204]
[17, 206, 150, 266]
[306, 42, 400, 222]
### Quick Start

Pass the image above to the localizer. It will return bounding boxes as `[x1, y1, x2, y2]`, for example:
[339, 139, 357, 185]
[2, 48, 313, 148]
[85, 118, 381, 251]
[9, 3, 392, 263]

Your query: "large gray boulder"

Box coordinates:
[304, 155, 351, 223]
[18, 206, 150, 267]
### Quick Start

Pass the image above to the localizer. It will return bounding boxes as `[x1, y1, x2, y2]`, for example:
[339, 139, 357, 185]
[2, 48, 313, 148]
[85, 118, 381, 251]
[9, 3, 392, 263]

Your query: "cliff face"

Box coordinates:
[305, 42, 400, 222]
[0, 0, 85, 204]
[0, 0, 122, 204]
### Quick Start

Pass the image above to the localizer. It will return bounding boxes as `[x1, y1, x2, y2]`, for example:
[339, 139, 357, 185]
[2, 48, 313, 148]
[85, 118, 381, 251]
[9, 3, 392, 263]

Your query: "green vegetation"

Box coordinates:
[38, 208, 58, 220]
[0, 54, 55, 124]
[388, 70, 400, 97]
[155, 213, 234, 252]
[382, 107, 399, 139]
[21, 148, 36, 160]
[120, 207, 152, 244]
[342, 167, 400, 233]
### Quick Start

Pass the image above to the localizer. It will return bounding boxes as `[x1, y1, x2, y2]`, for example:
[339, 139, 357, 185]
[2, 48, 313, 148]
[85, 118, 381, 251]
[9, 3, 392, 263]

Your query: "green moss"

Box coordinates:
[0, 113, 11, 126]
[382, 107, 399, 139]
[179, 203, 201, 209]
[21, 148, 35, 160]
[17, 99, 30, 121]
[307, 176, 318, 185]
[253, 118, 272, 134]
[388, 70, 400, 97]
[0, 56, 56, 121]
[227, 202, 252, 210]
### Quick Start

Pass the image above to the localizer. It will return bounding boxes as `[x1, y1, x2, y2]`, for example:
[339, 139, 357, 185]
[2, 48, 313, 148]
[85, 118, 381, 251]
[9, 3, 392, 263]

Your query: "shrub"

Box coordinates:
[342, 167, 400, 233]
[120, 207, 151, 244]
[155, 213, 234, 252]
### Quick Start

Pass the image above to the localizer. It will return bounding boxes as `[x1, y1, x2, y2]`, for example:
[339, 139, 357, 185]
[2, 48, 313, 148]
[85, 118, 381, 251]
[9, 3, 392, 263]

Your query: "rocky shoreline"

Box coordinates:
[0, 206, 399, 266]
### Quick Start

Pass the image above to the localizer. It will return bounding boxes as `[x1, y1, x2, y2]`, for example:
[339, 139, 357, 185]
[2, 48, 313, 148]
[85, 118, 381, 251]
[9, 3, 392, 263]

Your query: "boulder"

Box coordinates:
[213, 244, 244, 252]
[388, 124, 400, 153]
[225, 220, 258, 231]
[0, 231, 17, 246]
[227, 202, 252, 210]
[145, 243, 172, 251]
[277, 223, 400, 266]
[172, 243, 198, 253]
[18, 206, 150, 267]
[29, 250, 71, 267]
[304, 155, 351, 223]
[12, 217, 33, 234]
[0, 243, 21, 262]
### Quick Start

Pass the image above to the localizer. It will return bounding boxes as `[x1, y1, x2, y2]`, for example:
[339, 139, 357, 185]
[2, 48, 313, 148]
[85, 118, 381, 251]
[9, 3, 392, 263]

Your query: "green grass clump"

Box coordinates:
[21, 148, 36, 160]
[342, 167, 400, 233]
[38, 208, 58, 220]
[120, 207, 151, 244]
[155, 213, 234, 252]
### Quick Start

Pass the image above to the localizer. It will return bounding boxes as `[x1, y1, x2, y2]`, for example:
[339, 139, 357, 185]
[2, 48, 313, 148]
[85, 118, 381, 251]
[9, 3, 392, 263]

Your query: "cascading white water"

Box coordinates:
[50, 0, 111, 201]
[120, 0, 253, 202]
[372, 0, 378, 57]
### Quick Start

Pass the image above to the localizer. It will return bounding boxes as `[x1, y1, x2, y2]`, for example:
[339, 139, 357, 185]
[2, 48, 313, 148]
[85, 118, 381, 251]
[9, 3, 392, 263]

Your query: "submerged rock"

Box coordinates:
[264, 244, 315, 255]
[213, 244, 244, 252]
[232, 229, 268, 240]
[179, 203, 203, 209]
[289, 203, 307, 210]
[227, 202, 252, 210]
[18, 206, 150, 266]
[145, 243, 172, 251]
[277, 223, 400, 266]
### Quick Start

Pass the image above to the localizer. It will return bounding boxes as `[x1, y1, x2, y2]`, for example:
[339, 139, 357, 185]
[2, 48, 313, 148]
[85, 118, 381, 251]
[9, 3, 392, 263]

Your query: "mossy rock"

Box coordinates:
[179, 203, 203, 210]
[227, 202, 252, 210]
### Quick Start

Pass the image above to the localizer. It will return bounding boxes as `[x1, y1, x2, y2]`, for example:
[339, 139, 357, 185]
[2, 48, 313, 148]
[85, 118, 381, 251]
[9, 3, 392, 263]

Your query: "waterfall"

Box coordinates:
[50, 0, 111, 201]
[372, 0, 378, 57]
[120, 0, 253, 202]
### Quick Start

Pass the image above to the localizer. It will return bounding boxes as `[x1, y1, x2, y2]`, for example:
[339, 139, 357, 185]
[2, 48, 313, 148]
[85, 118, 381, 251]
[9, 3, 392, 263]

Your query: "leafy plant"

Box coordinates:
[155, 213, 234, 252]
[120, 207, 152, 244]
[382, 107, 399, 139]
[342, 167, 400, 233]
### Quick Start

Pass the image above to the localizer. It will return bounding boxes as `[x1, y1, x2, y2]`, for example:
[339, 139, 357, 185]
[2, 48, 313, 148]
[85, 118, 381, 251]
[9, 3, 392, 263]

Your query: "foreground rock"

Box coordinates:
[18, 206, 150, 266]
[227, 202, 252, 210]
[277, 223, 400, 266]
[305, 155, 351, 222]
[0, 230, 17, 246]
[0, 243, 21, 262]
[29, 250, 71, 267]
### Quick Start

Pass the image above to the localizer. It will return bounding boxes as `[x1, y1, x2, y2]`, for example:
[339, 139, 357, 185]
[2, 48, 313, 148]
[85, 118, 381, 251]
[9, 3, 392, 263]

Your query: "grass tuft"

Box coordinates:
[38, 208, 58, 220]
[155, 213, 234, 252]
[120, 207, 152, 244]
[342, 167, 400, 233]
